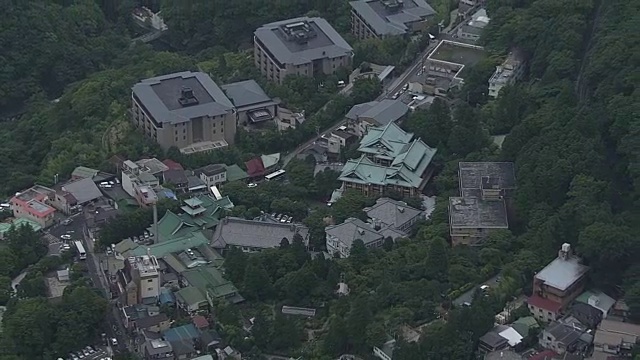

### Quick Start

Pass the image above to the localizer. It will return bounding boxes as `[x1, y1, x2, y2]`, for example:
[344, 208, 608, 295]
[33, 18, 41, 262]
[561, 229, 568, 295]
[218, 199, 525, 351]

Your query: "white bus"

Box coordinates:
[74, 240, 86, 260]
[264, 169, 286, 181]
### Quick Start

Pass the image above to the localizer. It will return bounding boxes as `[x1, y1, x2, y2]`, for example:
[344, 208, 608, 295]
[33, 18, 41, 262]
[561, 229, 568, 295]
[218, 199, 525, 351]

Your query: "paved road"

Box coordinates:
[281, 14, 475, 168]
[453, 273, 502, 307]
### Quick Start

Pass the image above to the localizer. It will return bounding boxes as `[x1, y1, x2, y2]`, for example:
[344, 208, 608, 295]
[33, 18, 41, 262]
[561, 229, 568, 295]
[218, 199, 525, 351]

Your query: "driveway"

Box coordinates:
[453, 273, 502, 306]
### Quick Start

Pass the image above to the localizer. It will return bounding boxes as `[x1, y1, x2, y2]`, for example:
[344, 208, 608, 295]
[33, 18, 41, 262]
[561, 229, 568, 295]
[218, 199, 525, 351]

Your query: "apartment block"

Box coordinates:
[124, 255, 161, 305]
[350, 0, 436, 39]
[10, 185, 57, 228]
[528, 244, 589, 323]
[488, 52, 525, 98]
[449, 162, 516, 246]
[338, 122, 438, 197]
[254, 17, 353, 84]
[131, 71, 236, 154]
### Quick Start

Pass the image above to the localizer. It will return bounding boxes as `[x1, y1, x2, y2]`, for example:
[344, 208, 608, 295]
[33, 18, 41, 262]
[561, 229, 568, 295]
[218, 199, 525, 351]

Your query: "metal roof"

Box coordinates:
[254, 17, 353, 66]
[212, 217, 309, 249]
[132, 71, 233, 125]
[346, 99, 409, 126]
[221, 80, 275, 108]
[325, 217, 384, 249]
[535, 256, 589, 291]
[349, 0, 436, 37]
[61, 177, 103, 204]
[364, 197, 422, 229]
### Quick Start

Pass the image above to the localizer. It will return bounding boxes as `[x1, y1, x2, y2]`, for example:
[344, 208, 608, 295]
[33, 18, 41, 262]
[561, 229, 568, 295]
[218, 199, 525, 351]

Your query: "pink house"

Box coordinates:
[10, 185, 57, 228]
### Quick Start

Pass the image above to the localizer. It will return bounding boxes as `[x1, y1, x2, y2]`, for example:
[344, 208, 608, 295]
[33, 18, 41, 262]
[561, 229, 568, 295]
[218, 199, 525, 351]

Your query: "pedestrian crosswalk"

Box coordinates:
[44, 233, 60, 244]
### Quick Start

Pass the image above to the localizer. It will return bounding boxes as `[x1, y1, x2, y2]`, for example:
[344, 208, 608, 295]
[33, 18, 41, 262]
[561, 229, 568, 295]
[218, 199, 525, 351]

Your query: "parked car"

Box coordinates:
[110, 338, 118, 347]
[62, 218, 73, 226]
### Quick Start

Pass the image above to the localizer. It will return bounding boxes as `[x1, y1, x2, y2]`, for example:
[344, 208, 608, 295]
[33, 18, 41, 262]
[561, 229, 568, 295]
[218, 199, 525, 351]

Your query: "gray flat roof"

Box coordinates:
[458, 162, 516, 197]
[61, 178, 103, 204]
[346, 99, 409, 125]
[535, 256, 589, 291]
[212, 217, 309, 249]
[254, 17, 353, 66]
[325, 217, 383, 249]
[448, 197, 508, 228]
[350, 0, 436, 36]
[364, 197, 422, 229]
[221, 80, 277, 109]
[132, 71, 234, 125]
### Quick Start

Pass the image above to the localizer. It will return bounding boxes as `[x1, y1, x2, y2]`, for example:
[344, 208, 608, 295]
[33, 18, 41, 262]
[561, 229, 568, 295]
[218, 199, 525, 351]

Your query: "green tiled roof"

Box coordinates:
[176, 286, 207, 307]
[339, 155, 424, 188]
[71, 166, 99, 179]
[182, 265, 239, 302]
[513, 316, 539, 328]
[225, 164, 248, 182]
[358, 122, 414, 160]
[127, 231, 209, 258]
[0, 218, 42, 236]
[152, 195, 234, 242]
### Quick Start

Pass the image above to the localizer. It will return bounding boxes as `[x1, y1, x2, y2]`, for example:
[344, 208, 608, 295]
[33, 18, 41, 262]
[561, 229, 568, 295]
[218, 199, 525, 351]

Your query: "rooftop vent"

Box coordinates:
[357, 228, 365, 235]
[178, 86, 199, 107]
[381, 0, 404, 11]
[397, 206, 405, 213]
[281, 20, 317, 44]
[558, 243, 571, 260]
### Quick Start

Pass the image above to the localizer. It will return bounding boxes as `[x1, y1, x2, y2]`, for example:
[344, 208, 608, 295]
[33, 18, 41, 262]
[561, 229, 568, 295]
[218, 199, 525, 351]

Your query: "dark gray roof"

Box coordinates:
[349, 0, 436, 36]
[196, 164, 226, 177]
[325, 217, 383, 249]
[479, 331, 508, 348]
[570, 303, 602, 328]
[144, 339, 172, 356]
[449, 197, 508, 229]
[346, 99, 409, 125]
[212, 217, 310, 249]
[221, 80, 276, 109]
[364, 197, 422, 229]
[163, 169, 188, 185]
[254, 17, 353, 66]
[545, 322, 582, 346]
[458, 162, 517, 197]
[132, 71, 234, 125]
[136, 313, 169, 329]
[61, 178, 103, 204]
[459, 24, 484, 37]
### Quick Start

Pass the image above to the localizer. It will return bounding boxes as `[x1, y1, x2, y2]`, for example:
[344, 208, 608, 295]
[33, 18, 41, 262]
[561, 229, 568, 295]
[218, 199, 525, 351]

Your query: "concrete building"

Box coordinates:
[254, 17, 353, 83]
[528, 244, 589, 323]
[449, 162, 516, 245]
[327, 130, 357, 156]
[131, 71, 236, 154]
[10, 185, 57, 228]
[538, 321, 584, 355]
[488, 52, 525, 98]
[456, 8, 489, 43]
[346, 99, 410, 137]
[593, 319, 640, 358]
[125, 255, 161, 304]
[325, 217, 385, 258]
[349, 0, 437, 39]
[221, 80, 279, 126]
[364, 197, 423, 235]
[121, 159, 168, 207]
[338, 122, 438, 197]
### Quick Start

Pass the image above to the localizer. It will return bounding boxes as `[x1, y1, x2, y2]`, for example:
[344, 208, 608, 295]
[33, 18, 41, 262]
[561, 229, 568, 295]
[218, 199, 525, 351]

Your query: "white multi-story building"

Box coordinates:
[488, 52, 525, 98]
[128, 255, 161, 303]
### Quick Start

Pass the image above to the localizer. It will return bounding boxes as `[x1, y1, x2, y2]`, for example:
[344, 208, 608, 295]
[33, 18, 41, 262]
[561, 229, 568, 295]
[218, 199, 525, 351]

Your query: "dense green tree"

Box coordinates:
[424, 237, 449, 282]
[346, 295, 372, 350]
[323, 315, 349, 356]
[625, 282, 640, 323]
[242, 262, 273, 301]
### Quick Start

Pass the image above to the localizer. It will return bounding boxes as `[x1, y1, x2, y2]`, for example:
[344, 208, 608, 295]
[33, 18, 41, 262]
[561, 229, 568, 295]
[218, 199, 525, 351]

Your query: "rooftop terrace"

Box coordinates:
[448, 197, 508, 229]
[458, 162, 516, 197]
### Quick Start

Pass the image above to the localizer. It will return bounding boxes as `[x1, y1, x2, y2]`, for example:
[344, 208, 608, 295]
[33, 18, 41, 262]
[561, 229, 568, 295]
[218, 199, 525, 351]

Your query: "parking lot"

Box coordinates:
[68, 345, 110, 360]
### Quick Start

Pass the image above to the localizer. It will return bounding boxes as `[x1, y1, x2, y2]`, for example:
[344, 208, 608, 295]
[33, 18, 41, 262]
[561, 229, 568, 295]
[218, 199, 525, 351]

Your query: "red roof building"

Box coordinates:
[192, 315, 210, 329]
[163, 159, 184, 171]
[528, 350, 557, 360]
[245, 158, 265, 178]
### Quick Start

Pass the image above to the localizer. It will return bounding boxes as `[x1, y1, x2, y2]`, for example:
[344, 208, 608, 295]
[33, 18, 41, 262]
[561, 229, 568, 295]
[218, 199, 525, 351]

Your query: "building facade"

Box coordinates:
[528, 244, 589, 323]
[350, 0, 437, 40]
[10, 185, 57, 228]
[127, 255, 161, 303]
[131, 71, 237, 154]
[254, 17, 353, 83]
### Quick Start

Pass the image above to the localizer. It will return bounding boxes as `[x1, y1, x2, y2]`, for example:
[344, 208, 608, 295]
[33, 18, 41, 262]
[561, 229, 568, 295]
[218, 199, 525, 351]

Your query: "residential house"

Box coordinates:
[121, 159, 168, 206]
[528, 244, 589, 323]
[349, 0, 437, 39]
[221, 79, 280, 125]
[70, 166, 115, 183]
[457, 0, 483, 17]
[170, 340, 197, 360]
[122, 304, 161, 329]
[364, 197, 422, 235]
[162, 324, 200, 357]
[219, 346, 242, 360]
[196, 164, 227, 187]
[131, 71, 236, 154]
[539, 321, 584, 355]
[488, 51, 525, 98]
[325, 217, 384, 258]
[569, 302, 603, 329]
[211, 217, 310, 253]
[163, 169, 188, 193]
[339, 122, 438, 197]
[478, 331, 509, 353]
[10, 185, 57, 228]
[345, 99, 410, 137]
[593, 319, 640, 357]
[510, 316, 540, 338]
[175, 265, 243, 313]
[611, 300, 629, 320]
[456, 8, 489, 43]
[144, 339, 174, 360]
[192, 315, 209, 330]
[327, 130, 358, 156]
[449, 162, 516, 245]
[254, 17, 353, 83]
[575, 290, 615, 319]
